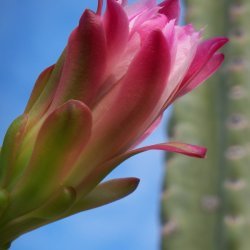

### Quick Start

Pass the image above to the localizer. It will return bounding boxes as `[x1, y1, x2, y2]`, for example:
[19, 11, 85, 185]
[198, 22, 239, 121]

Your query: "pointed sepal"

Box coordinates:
[69, 178, 139, 213]
[8, 100, 92, 219]
[0, 115, 29, 187]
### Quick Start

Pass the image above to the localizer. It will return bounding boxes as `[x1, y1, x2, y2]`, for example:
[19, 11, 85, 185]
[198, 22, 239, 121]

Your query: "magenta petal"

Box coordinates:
[159, 0, 180, 23]
[75, 141, 206, 196]
[180, 37, 228, 86]
[96, 0, 103, 15]
[100, 142, 207, 177]
[112, 141, 207, 171]
[169, 37, 228, 102]
[104, 0, 129, 59]
[91, 30, 170, 157]
[132, 115, 163, 148]
[127, 141, 207, 158]
[64, 30, 170, 188]
[50, 10, 107, 109]
[176, 53, 225, 98]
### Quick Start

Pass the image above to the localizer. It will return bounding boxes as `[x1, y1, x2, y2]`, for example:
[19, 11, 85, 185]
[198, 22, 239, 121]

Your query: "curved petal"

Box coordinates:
[132, 115, 163, 148]
[96, 0, 103, 15]
[104, 0, 129, 60]
[132, 11, 168, 42]
[175, 53, 225, 99]
[159, 0, 180, 23]
[8, 100, 92, 219]
[101, 142, 207, 179]
[125, 0, 157, 19]
[162, 25, 200, 106]
[75, 141, 206, 196]
[180, 37, 228, 87]
[64, 30, 170, 187]
[50, 10, 107, 109]
[126, 141, 207, 158]
[92, 30, 170, 158]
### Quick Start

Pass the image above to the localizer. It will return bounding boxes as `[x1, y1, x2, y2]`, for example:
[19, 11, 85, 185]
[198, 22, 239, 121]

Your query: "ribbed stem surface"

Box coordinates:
[160, 0, 250, 249]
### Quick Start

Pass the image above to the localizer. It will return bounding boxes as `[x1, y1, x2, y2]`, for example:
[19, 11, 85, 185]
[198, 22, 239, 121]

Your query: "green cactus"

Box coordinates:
[162, 0, 250, 249]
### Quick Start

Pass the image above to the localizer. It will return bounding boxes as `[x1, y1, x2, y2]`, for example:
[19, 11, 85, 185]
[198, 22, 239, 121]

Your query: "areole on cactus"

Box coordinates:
[0, 0, 227, 247]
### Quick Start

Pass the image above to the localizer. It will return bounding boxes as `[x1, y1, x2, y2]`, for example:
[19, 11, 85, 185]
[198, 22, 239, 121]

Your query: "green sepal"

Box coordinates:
[0, 186, 76, 246]
[0, 189, 9, 218]
[0, 115, 28, 187]
[31, 186, 76, 219]
[24, 65, 54, 113]
[6, 100, 92, 221]
[67, 177, 140, 214]
[25, 50, 66, 121]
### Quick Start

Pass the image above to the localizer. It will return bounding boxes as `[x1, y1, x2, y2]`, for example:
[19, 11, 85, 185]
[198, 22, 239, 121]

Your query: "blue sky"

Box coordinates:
[0, 1, 172, 249]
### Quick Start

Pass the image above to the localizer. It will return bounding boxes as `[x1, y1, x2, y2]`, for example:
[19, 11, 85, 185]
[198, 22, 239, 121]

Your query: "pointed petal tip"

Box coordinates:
[63, 99, 91, 111]
[96, 0, 103, 15]
[139, 141, 208, 158]
[79, 8, 98, 27]
[162, 141, 207, 158]
[122, 177, 140, 190]
[104, 0, 129, 54]
[213, 37, 229, 48]
[159, 0, 180, 22]
[68, 177, 140, 213]
[207, 37, 229, 52]
[217, 37, 229, 44]
[24, 65, 55, 114]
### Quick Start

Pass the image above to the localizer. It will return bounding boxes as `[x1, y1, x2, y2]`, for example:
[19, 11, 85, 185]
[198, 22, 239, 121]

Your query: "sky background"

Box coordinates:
[0, 1, 176, 249]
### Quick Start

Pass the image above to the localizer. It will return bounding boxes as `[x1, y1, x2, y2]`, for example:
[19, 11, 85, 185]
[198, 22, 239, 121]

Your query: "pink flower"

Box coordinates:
[0, 0, 227, 244]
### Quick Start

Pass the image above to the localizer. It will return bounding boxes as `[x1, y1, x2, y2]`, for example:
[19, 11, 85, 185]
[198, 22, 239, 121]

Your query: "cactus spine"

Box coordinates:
[162, 0, 250, 249]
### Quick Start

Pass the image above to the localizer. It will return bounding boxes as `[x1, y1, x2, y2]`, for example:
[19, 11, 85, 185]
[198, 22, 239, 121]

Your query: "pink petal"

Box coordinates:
[104, 0, 129, 60]
[120, 0, 128, 6]
[64, 30, 170, 187]
[159, 0, 180, 23]
[176, 53, 225, 99]
[92, 30, 170, 157]
[170, 37, 228, 100]
[180, 37, 228, 86]
[107, 141, 207, 173]
[10, 100, 92, 217]
[75, 141, 206, 195]
[162, 25, 200, 106]
[96, 0, 103, 15]
[132, 115, 163, 148]
[132, 11, 168, 42]
[93, 33, 141, 104]
[49, 10, 107, 109]
[128, 141, 207, 158]
[124, 0, 156, 20]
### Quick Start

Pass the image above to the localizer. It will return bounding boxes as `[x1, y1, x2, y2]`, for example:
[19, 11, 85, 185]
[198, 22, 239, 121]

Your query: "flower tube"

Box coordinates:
[0, 0, 228, 246]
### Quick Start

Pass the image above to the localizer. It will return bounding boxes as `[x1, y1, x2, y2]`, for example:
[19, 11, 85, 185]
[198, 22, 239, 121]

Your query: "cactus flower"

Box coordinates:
[0, 0, 228, 246]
